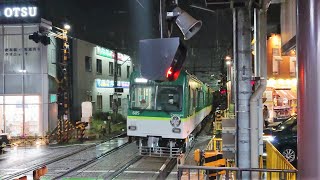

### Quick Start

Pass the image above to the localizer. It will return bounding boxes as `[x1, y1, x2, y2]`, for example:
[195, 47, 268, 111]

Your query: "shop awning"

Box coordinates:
[275, 90, 297, 100]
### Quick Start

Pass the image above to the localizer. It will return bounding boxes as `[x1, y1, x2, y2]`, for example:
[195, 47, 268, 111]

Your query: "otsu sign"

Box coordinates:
[2, 7, 37, 18]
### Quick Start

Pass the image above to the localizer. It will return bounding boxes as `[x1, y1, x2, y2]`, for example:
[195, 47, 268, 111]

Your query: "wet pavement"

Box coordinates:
[0, 137, 128, 179]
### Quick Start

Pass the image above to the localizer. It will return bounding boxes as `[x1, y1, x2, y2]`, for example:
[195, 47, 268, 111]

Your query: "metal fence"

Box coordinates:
[265, 141, 297, 180]
[138, 146, 181, 157]
[177, 165, 297, 180]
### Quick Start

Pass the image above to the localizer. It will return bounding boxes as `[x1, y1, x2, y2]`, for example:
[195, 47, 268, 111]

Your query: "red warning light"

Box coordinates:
[166, 67, 180, 81]
[166, 67, 173, 78]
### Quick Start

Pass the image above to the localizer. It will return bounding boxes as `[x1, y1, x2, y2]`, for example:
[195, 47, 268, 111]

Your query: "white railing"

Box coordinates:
[138, 146, 181, 158]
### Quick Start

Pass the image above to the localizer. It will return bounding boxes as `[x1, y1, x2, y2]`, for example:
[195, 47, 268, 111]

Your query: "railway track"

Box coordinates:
[52, 141, 131, 179]
[1, 133, 127, 180]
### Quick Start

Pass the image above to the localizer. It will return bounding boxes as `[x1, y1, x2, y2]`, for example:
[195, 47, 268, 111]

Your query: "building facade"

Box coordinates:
[0, 23, 58, 136]
[72, 39, 132, 121]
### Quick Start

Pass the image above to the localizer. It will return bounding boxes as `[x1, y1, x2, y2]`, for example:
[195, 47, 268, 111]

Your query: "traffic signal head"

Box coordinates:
[139, 37, 187, 81]
[29, 32, 40, 43]
[29, 32, 50, 46]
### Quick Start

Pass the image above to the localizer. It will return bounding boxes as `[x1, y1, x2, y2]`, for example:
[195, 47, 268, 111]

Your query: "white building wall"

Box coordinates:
[0, 23, 57, 136]
[72, 39, 132, 120]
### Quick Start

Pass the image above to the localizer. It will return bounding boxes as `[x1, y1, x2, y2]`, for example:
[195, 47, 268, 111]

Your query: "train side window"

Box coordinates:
[193, 89, 197, 109]
[189, 86, 193, 114]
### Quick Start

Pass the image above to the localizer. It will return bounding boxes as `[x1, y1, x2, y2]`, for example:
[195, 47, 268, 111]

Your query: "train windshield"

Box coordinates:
[156, 86, 182, 112]
[130, 85, 183, 112]
[130, 85, 156, 110]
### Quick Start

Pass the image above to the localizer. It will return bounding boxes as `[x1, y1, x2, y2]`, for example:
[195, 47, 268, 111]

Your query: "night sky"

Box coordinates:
[8, 0, 278, 86]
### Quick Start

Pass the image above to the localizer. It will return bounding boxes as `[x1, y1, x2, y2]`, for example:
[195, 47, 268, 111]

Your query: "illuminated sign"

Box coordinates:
[96, 79, 130, 88]
[96, 47, 114, 59]
[96, 46, 130, 61]
[2, 7, 37, 18]
[117, 53, 130, 61]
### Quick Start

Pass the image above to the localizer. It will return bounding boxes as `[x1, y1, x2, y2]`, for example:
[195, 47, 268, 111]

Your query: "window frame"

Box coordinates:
[85, 56, 92, 72]
[109, 62, 114, 76]
[97, 95, 103, 110]
[96, 59, 102, 74]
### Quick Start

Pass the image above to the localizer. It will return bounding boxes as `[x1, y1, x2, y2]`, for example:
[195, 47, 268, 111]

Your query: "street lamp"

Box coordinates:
[64, 23, 71, 30]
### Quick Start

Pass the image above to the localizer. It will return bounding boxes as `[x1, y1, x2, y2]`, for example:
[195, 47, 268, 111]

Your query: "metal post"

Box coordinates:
[297, 0, 320, 179]
[170, 140, 173, 157]
[159, 0, 167, 39]
[234, 7, 252, 178]
[113, 51, 118, 124]
[258, 1, 268, 157]
[114, 51, 118, 88]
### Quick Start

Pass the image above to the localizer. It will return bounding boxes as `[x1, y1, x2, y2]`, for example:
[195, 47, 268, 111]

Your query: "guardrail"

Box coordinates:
[206, 137, 222, 151]
[139, 146, 181, 157]
[265, 141, 297, 180]
[177, 165, 297, 180]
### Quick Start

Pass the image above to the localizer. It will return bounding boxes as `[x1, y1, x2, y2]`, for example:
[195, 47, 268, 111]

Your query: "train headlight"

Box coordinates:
[172, 128, 181, 133]
[170, 115, 181, 127]
[128, 126, 137, 131]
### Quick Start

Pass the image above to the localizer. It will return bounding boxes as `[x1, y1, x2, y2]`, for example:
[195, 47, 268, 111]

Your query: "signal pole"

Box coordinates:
[113, 51, 118, 125]
[53, 27, 71, 143]
[29, 20, 73, 143]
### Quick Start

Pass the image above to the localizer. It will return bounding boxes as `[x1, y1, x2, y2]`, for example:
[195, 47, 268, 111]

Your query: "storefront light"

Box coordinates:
[278, 79, 285, 86]
[291, 79, 297, 86]
[267, 79, 276, 87]
[135, 78, 148, 83]
[271, 34, 281, 48]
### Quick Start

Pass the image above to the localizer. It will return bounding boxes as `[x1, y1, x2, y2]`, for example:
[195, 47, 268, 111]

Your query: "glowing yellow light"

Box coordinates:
[278, 79, 285, 86]
[270, 34, 281, 48]
[267, 79, 276, 87]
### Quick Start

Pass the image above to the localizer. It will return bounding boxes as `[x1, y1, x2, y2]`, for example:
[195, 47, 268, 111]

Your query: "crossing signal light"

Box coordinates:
[139, 37, 187, 81]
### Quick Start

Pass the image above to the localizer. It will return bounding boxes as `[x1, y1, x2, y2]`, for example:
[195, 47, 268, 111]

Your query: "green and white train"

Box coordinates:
[127, 71, 213, 156]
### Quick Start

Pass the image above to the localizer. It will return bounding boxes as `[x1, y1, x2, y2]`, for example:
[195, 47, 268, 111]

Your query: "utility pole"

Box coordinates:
[112, 51, 118, 126]
[297, 0, 320, 179]
[233, 7, 252, 179]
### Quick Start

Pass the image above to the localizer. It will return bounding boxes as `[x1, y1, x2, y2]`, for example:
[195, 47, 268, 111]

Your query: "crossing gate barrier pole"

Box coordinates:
[33, 166, 48, 180]
[14, 176, 27, 180]
[203, 151, 226, 178]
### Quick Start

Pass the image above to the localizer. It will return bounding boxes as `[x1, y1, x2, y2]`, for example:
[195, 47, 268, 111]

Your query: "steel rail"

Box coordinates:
[2, 133, 127, 180]
[52, 141, 131, 179]
[104, 155, 143, 180]
[156, 157, 177, 180]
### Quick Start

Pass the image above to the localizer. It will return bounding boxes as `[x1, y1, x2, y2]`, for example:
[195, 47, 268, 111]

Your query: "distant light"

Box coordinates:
[226, 61, 232, 65]
[64, 24, 71, 30]
[135, 78, 148, 83]
[19, 69, 27, 73]
[225, 55, 232, 61]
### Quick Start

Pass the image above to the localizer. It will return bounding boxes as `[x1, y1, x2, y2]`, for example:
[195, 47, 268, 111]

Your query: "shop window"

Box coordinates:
[109, 62, 114, 76]
[127, 65, 130, 78]
[85, 56, 92, 72]
[96, 59, 102, 74]
[97, 95, 102, 110]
